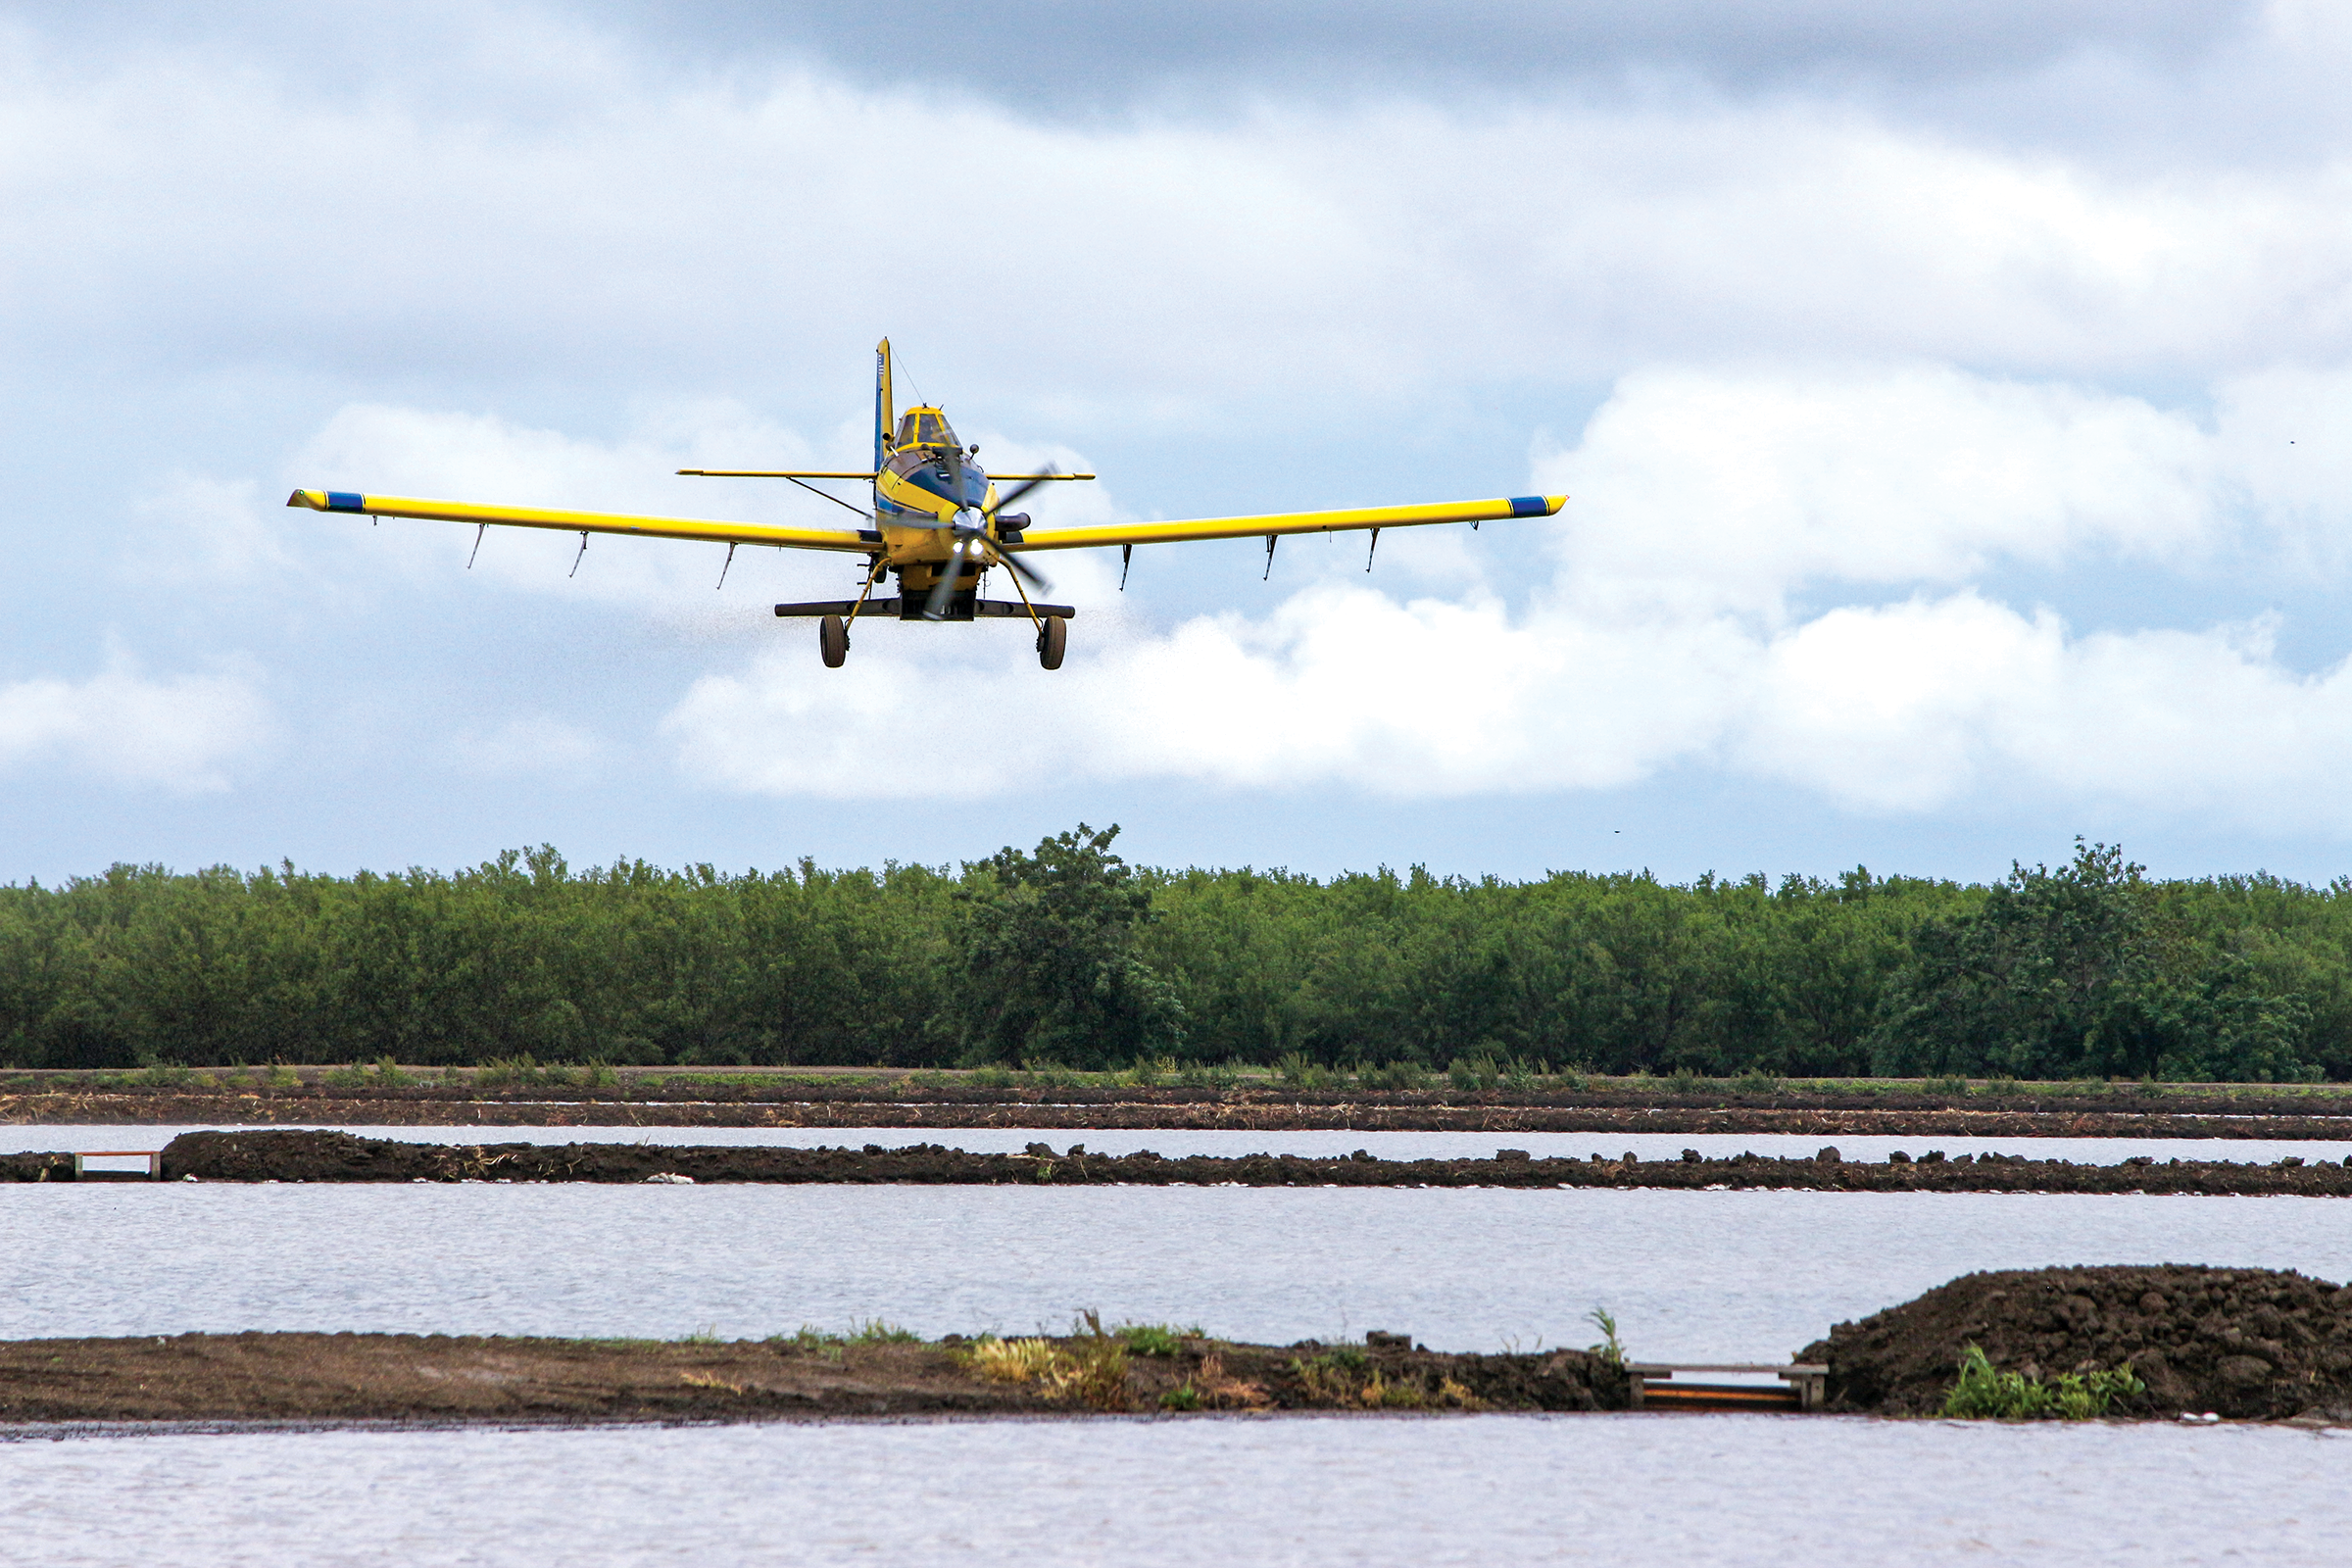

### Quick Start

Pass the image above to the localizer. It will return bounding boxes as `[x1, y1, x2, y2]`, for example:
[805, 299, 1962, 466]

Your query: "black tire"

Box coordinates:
[819, 614, 849, 668]
[1037, 614, 1067, 670]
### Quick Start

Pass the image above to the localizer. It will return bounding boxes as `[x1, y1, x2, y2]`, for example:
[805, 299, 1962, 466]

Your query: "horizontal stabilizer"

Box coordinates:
[773, 598, 1074, 620]
[676, 469, 879, 480]
[678, 468, 1092, 482]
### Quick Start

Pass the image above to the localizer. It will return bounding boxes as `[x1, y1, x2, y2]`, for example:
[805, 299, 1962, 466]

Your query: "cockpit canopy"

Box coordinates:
[894, 407, 959, 452]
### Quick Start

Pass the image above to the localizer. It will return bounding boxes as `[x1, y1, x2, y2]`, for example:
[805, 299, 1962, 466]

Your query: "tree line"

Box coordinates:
[3, 829, 2348, 1082]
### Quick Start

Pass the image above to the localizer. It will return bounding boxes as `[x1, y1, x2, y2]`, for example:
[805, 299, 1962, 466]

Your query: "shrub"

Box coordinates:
[965, 1335, 1130, 1410]
[969, 1336, 1061, 1383]
[1277, 1051, 1327, 1090]
[1355, 1059, 1427, 1092]
[1940, 1345, 2143, 1420]
[1177, 1060, 1240, 1091]
[1115, 1322, 1201, 1357]
[1448, 1054, 1500, 1093]
[852, 1319, 919, 1344]
[1499, 1056, 1545, 1093]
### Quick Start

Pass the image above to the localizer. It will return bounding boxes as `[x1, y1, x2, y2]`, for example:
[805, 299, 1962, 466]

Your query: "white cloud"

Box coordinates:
[0, 657, 273, 791]
[1741, 596, 2352, 824]
[659, 362, 2352, 831]
[665, 582, 2352, 829]
[1542, 363, 2228, 621]
[6, 22, 2352, 410]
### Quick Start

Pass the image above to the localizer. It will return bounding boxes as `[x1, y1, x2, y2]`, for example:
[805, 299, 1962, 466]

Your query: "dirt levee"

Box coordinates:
[1798, 1265, 2352, 1420]
[0, 1332, 1626, 1426]
[10, 1129, 2341, 1195]
[14, 1077, 2352, 1141]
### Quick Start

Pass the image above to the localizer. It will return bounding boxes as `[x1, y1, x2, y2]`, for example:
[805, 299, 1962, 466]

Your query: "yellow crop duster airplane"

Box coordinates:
[289, 340, 1565, 669]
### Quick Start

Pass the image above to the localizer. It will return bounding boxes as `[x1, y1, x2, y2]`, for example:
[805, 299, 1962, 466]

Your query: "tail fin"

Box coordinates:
[873, 338, 894, 470]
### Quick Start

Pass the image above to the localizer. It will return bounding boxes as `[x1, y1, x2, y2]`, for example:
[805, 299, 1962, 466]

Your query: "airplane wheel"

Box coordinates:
[819, 614, 849, 668]
[1037, 614, 1066, 670]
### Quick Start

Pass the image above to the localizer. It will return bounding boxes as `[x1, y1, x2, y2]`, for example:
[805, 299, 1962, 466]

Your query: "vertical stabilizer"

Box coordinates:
[873, 338, 894, 472]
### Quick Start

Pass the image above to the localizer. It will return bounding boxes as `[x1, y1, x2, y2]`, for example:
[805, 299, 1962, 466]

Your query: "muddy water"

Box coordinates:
[6, 1183, 2350, 1358]
[7, 1122, 2350, 1165]
[4, 1415, 2344, 1567]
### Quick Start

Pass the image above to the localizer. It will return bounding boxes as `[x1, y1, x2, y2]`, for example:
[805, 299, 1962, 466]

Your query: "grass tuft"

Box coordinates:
[1114, 1322, 1203, 1357]
[964, 1333, 1131, 1410]
[1585, 1306, 1625, 1367]
[1940, 1344, 2143, 1420]
[851, 1319, 920, 1344]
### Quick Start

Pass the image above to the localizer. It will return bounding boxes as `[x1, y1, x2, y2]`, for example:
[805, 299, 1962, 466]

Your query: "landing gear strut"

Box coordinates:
[1037, 614, 1066, 670]
[819, 613, 849, 668]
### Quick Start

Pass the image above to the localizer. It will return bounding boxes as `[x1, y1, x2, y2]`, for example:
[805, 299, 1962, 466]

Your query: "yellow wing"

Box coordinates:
[285, 489, 874, 553]
[1004, 494, 1565, 553]
[674, 468, 878, 479]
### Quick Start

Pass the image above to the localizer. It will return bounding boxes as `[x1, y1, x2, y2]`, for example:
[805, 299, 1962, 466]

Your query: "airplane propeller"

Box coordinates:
[909, 457, 1058, 620]
[920, 518, 1052, 619]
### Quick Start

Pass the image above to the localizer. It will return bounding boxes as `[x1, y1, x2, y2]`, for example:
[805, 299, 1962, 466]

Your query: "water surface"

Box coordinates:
[6, 1183, 2347, 1356]
[3, 1416, 2342, 1567]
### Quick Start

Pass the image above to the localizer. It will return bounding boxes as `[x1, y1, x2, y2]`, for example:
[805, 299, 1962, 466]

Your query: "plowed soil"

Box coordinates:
[7, 1129, 2347, 1195]
[1799, 1265, 2352, 1420]
[0, 1331, 1624, 1426]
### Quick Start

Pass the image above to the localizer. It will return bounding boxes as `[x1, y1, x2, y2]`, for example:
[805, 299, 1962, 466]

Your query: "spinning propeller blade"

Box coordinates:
[983, 468, 1058, 519]
[985, 538, 1050, 592]
[922, 535, 974, 620]
[894, 455, 1059, 612]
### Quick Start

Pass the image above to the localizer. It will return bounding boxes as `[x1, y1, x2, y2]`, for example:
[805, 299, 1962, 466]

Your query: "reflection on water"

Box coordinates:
[5, 1183, 2348, 1358]
[2, 1414, 2343, 1567]
[6, 1122, 2349, 1166]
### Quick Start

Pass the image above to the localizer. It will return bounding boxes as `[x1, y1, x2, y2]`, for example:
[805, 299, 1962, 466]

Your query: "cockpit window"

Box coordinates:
[894, 408, 961, 452]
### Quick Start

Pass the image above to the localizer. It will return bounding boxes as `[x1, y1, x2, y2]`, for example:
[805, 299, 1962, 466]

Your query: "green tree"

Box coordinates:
[1870, 841, 2149, 1077]
[953, 824, 1185, 1068]
[1868, 840, 2320, 1081]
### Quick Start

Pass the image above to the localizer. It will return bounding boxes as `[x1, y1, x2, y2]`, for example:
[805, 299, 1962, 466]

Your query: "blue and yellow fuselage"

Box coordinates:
[871, 405, 1002, 594]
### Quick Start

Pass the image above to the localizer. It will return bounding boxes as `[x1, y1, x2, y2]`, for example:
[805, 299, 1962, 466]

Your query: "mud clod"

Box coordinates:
[1799, 1265, 2352, 1421]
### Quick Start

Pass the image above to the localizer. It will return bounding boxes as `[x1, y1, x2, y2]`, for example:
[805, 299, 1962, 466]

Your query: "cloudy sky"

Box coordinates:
[5, 0, 2351, 885]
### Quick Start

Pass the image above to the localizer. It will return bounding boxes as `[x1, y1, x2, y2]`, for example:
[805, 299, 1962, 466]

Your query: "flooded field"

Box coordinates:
[8, 1142, 2348, 1566]
[4, 1413, 2343, 1567]
[5, 1181, 2348, 1358]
